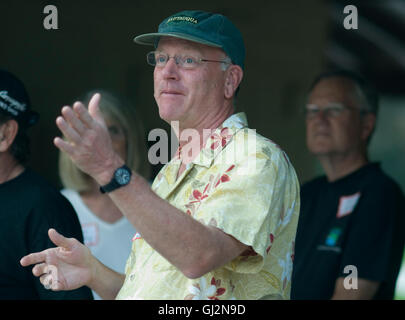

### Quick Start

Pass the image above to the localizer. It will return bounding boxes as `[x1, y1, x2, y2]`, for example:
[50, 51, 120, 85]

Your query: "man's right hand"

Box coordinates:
[20, 228, 94, 291]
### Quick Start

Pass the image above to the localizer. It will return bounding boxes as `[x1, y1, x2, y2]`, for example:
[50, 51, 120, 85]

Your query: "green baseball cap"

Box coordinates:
[134, 10, 245, 70]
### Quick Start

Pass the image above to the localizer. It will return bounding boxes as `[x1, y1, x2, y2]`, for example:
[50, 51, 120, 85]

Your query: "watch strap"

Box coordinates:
[99, 165, 131, 194]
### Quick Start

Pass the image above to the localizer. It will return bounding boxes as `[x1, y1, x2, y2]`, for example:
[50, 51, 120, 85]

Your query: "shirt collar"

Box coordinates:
[152, 112, 249, 197]
[191, 112, 248, 168]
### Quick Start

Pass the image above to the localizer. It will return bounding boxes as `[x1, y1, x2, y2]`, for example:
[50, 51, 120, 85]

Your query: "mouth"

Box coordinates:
[311, 126, 330, 136]
[314, 131, 329, 135]
[313, 131, 330, 136]
[160, 90, 184, 96]
[312, 132, 331, 140]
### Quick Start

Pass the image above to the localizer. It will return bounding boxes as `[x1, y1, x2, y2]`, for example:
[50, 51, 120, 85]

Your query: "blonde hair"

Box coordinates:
[58, 89, 151, 191]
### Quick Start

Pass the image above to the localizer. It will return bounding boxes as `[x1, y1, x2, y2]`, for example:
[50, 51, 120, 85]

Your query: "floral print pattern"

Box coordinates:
[185, 165, 235, 216]
[116, 113, 300, 300]
[210, 127, 232, 150]
[266, 233, 275, 254]
[185, 277, 226, 300]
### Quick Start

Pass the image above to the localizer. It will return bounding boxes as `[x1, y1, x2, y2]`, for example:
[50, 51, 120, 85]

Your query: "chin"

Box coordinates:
[311, 149, 332, 157]
[158, 106, 180, 124]
[307, 142, 333, 156]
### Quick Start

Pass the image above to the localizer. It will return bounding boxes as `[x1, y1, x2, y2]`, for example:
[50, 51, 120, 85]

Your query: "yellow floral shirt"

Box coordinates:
[116, 112, 300, 300]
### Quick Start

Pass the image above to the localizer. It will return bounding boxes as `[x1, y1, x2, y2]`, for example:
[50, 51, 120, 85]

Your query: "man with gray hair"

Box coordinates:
[292, 69, 405, 300]
[21, 10, 300, 300]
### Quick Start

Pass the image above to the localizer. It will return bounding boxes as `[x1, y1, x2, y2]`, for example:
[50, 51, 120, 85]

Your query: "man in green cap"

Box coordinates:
[21, 10, 300, 300]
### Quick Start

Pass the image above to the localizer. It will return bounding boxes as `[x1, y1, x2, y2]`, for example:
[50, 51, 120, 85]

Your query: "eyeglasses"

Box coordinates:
[146, 51, 231, 69]
[304, 103, 366, 119]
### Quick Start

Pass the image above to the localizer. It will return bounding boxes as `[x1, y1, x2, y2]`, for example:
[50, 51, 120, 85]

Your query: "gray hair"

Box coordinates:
[220, 55, 232, 71]
[309, 69, 379, 116]
[309, 69, 379, 145]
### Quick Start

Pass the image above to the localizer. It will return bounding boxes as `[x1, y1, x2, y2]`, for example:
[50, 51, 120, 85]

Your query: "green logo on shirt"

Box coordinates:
[325, 227, 342, 246]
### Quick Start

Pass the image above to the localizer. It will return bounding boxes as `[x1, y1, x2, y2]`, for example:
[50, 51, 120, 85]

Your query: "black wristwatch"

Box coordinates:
[99, 165, 132, 194]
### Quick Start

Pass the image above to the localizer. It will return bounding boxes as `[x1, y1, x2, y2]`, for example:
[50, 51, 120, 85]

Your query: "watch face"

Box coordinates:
[115, 167, 131, 185]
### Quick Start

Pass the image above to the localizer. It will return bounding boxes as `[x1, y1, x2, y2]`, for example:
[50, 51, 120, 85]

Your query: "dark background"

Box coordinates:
[1, 0, 404, 188]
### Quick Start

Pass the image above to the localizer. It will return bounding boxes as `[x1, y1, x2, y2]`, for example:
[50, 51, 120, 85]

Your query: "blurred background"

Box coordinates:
[1, 0, 404, 298]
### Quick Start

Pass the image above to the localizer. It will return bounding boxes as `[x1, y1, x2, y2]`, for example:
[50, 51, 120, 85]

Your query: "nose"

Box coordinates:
[307, 110, 330, 128]
[313, 109, 329, 122]
[160, 57, 180, 80]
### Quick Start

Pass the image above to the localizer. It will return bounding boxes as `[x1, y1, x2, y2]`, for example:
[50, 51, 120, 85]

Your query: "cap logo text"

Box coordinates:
[0, 90, 26, 112]
[167, 16, 198, 24]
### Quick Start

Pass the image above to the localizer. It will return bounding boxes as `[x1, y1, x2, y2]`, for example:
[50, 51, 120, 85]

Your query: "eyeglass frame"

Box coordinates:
[146, 51, 232, 69]
[303, 102, 369, 119]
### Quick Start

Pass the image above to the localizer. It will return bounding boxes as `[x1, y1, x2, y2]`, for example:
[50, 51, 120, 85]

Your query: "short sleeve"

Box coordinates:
[193, 140, 300, 274]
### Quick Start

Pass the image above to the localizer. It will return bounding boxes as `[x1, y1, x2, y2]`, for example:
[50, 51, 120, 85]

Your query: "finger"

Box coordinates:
[41, 274, 62, 291]
[56, 116, 81, 144]
[32, 263, 47, 277]
[62, 104, 87, 134]
[74, 99, 98, 128]
[40, 273, 52, 289]
[54, 136, 75, 155]
[43, 264, 56, 275]
[44, 265, 62, 290]
[20, 252, 46, 267]
[48, 228, 74, 251]
[72, 101, 94, 128]
[87, 93, 105, 125]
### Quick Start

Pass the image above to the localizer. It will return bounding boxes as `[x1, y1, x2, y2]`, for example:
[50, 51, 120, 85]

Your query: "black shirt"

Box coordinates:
[0, 168, 93, 299]
[291, 163, 405, 300]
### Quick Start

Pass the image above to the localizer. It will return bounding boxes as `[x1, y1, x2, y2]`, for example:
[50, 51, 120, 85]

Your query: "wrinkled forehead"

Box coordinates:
[157, 36, 226, 57]
[308, 77, 360, 107]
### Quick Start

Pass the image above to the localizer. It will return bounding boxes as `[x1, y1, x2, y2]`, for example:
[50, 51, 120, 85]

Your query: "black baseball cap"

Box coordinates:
[134, 10, 246, 70]
[0, 70, 39, 127]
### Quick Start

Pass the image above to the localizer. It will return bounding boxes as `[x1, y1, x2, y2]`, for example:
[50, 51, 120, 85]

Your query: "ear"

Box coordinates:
[224, 65, 243, 99]
[361, 113, 376, 142]
[0, 120, 19, 152]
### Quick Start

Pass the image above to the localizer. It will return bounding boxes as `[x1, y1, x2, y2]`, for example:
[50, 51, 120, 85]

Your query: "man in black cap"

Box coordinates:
[0, 69, 93, 299]
[21, 11, 300, 300]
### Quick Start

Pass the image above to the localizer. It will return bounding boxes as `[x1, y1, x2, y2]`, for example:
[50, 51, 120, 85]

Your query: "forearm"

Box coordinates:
[105, 173, 246, 278]
[331, 277, 380, 300]
[88, 256, 125, 300]
[54, 101, 245, 281]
